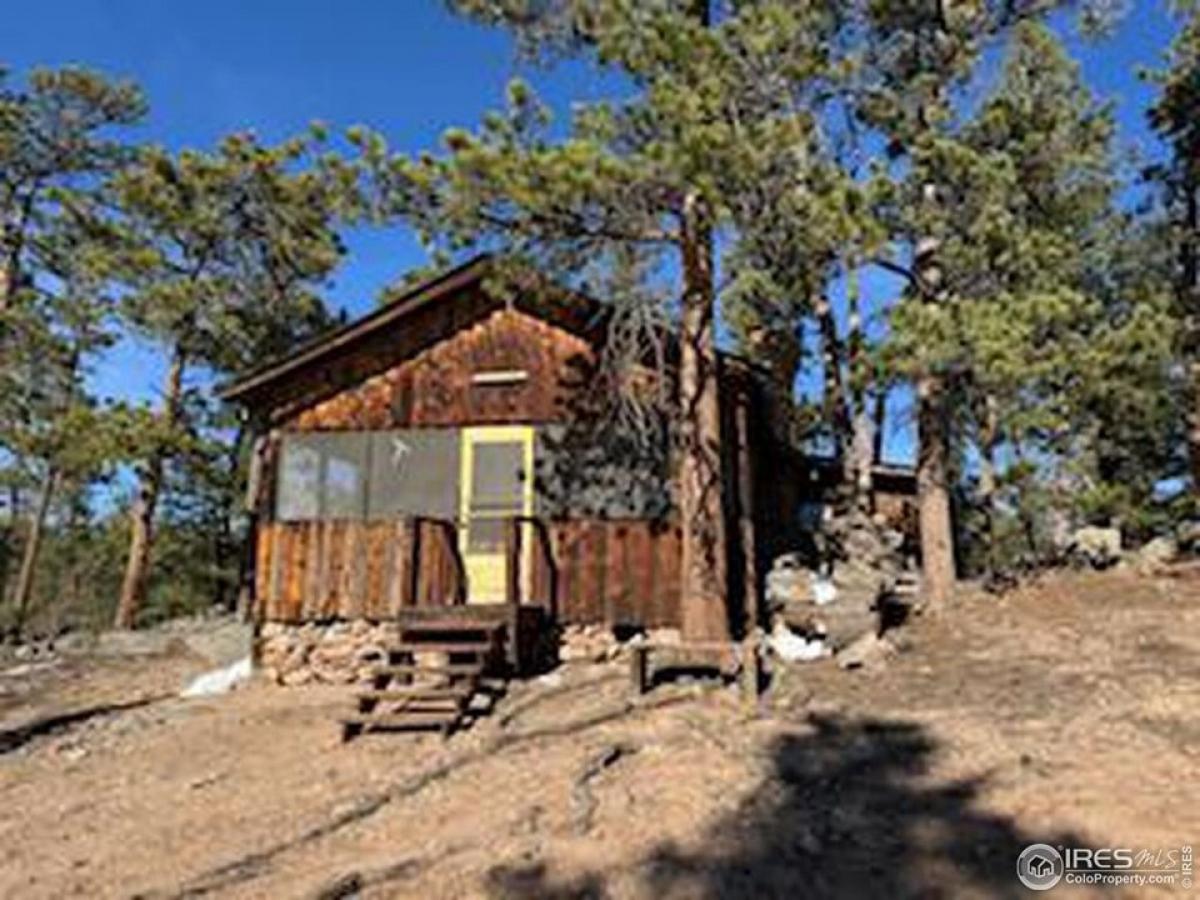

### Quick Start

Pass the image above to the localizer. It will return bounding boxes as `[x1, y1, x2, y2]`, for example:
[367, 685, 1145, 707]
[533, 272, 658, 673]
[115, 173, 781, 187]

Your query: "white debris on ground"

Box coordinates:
[765, 507, 912, 656]
[180, 655, 253, 698]
[812, 576, 837, 606]
[1130, 535, 1177, 573]
[767, 619, 828, 663]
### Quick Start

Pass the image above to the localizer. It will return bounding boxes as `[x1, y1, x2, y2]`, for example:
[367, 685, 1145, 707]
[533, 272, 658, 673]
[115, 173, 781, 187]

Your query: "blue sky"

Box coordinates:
[3, 0, 1183, 462]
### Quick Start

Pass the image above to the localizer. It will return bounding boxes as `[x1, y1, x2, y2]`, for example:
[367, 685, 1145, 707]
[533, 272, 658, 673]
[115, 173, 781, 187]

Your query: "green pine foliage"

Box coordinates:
[3, 2, 1199, 632]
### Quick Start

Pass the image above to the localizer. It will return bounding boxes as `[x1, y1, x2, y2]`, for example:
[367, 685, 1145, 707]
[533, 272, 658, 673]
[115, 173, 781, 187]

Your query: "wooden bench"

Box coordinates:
[628, 637, 761, 701]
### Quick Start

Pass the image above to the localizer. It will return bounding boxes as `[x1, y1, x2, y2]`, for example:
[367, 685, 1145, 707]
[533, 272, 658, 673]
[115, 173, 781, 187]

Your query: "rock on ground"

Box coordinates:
[766, 508, 912, 650]
[1065, 525, 1123, 569]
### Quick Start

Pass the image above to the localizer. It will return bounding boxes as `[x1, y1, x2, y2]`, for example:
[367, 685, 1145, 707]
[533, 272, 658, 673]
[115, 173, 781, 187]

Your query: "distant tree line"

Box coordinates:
[0, 69, 356, 635]
[2, 0, 1199, 637]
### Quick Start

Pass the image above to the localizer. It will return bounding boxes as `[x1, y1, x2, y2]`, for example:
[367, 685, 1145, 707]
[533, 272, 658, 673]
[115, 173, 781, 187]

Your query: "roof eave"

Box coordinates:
[219, 254, 495, 406]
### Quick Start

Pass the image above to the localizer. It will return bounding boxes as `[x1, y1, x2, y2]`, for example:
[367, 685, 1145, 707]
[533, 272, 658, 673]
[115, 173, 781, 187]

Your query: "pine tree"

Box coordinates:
[1147, 2, 1200, 509]
[363, 0, 841, 641]
[4, 212, 131, 634]
[0, 67, 145, 628]
[850, 1, 1100, 607]
[107, 132, 344, 628]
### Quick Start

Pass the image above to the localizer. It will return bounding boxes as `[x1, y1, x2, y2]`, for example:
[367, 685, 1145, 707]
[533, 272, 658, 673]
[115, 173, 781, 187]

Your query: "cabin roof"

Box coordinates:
[220, 254, 606, 409]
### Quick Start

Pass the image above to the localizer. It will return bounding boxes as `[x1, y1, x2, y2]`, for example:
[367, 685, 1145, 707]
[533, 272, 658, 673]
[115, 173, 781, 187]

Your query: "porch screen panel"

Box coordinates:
[367, 429, 459, 520]
[274, 433, 369, 521]
[321, 433, 369, 518]
[467, 440, 526, 551]
[276, 436, 322, 521]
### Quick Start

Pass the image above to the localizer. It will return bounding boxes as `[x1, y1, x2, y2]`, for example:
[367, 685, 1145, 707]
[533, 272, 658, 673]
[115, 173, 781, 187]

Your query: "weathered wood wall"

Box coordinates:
[286, 308, 593, 431]
[548, 520, 682, 627]
[248, 292, 763, 630]
[255, 515, 683, 628]
[255, 518, 465, 622]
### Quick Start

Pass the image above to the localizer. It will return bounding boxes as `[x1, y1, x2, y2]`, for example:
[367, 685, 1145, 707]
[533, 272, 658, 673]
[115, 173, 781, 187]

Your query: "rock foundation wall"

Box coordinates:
[256, 621, 400, 686]
[256, 620, 686, 685]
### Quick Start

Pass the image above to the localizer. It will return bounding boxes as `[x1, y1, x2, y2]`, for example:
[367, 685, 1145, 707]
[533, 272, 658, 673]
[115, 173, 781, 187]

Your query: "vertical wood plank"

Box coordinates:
[266, 523, 282, 621]
[409, 517, 423, 607]
[350, 523, 368, 618]
[315, 521, 331, 620]
[337, 522, 356, 618]
[504, 517, 522, 607]
[387, 520, 405, 613]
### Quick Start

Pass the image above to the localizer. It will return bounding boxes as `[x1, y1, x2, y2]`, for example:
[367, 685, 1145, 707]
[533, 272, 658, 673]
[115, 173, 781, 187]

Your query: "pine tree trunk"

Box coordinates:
[0, 224, 18, 316]
[814, 296, 852, 463]
[978, 394, 1000, 580]
[917, 376, 955, 608]
[850, 408, 874, 512]
[0, 248, 10, 315]
[914, 178, 958, 609]
[845, 266, 873, 512]
[236, 433, 271, 620]
[114, 344, 186, 629]
[10, 468, 60, 637]
[1183, 187, 1200, 510]
[213, 422, 248, 612]
[0, 485, 20, 609]
[1190, 360, 1200, 506]
[872, 388, 887, 465]
[678, 191, 729, 643]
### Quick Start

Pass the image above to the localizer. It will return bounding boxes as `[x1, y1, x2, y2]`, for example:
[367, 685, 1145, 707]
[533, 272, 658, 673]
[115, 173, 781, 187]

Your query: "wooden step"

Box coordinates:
[399, 619, 506, 633]
[398, 606, 509, 622]
[370, 662, 484, 678]
[389, 640, 496, 654]
[343, 711, 460, 732]
[358, 684, 474, 702]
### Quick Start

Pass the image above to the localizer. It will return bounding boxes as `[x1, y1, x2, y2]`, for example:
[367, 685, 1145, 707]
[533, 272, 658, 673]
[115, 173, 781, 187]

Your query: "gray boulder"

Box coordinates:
[1131, 535, 1177, 572]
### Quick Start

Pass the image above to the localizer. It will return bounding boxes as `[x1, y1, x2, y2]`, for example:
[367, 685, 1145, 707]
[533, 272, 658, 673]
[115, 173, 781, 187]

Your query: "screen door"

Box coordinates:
[459, 426, 534, 603]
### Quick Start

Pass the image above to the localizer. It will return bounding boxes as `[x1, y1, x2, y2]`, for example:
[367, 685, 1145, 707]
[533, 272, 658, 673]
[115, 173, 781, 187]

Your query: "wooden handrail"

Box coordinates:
[501, 515, 557, 613]
[401, 515, 468, 609]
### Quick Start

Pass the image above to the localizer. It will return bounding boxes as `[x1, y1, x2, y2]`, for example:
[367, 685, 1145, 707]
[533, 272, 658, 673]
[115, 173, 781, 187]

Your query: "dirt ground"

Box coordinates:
[1, 570, 1197, 899]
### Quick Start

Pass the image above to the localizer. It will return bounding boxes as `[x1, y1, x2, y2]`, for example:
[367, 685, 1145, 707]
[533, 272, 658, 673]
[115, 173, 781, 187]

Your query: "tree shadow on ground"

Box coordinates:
[486, 713, 1093, 899]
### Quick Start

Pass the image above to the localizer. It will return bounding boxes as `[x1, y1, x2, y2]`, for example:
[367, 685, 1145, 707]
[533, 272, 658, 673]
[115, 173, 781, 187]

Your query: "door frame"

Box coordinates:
[458, 425, 535, 604]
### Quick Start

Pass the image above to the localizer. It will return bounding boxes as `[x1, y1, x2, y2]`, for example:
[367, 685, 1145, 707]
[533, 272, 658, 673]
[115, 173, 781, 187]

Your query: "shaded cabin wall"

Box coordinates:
[254, 306, 689, 628]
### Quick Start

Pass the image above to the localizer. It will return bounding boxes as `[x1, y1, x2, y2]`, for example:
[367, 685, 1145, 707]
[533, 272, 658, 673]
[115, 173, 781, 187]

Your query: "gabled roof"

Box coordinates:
[221, 254, 603, 410]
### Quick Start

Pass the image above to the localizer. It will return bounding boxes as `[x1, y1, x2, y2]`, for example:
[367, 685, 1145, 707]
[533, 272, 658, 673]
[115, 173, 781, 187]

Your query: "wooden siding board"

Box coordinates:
[282, 308, 594, 432]
[255, 518, 684, 628]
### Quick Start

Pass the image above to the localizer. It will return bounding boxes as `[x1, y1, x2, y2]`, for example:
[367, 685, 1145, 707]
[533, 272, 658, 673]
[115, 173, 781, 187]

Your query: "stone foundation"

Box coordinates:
[558, 623, 682, 663]
[256, 621, 400, 686]
[257, 620, 686, 685]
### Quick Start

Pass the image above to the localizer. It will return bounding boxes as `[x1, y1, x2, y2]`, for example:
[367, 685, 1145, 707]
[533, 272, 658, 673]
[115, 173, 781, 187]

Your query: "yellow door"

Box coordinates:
[459, 426, 534, 603]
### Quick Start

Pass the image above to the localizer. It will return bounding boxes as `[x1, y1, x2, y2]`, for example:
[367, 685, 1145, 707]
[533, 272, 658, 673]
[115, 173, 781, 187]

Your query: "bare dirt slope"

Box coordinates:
[0, 571, 1197, 899]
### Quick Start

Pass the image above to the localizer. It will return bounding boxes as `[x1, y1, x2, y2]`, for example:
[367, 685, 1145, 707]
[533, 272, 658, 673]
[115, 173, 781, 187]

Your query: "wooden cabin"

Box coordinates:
[223, 256, 916, 696]
[222, 256, 794, 682]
